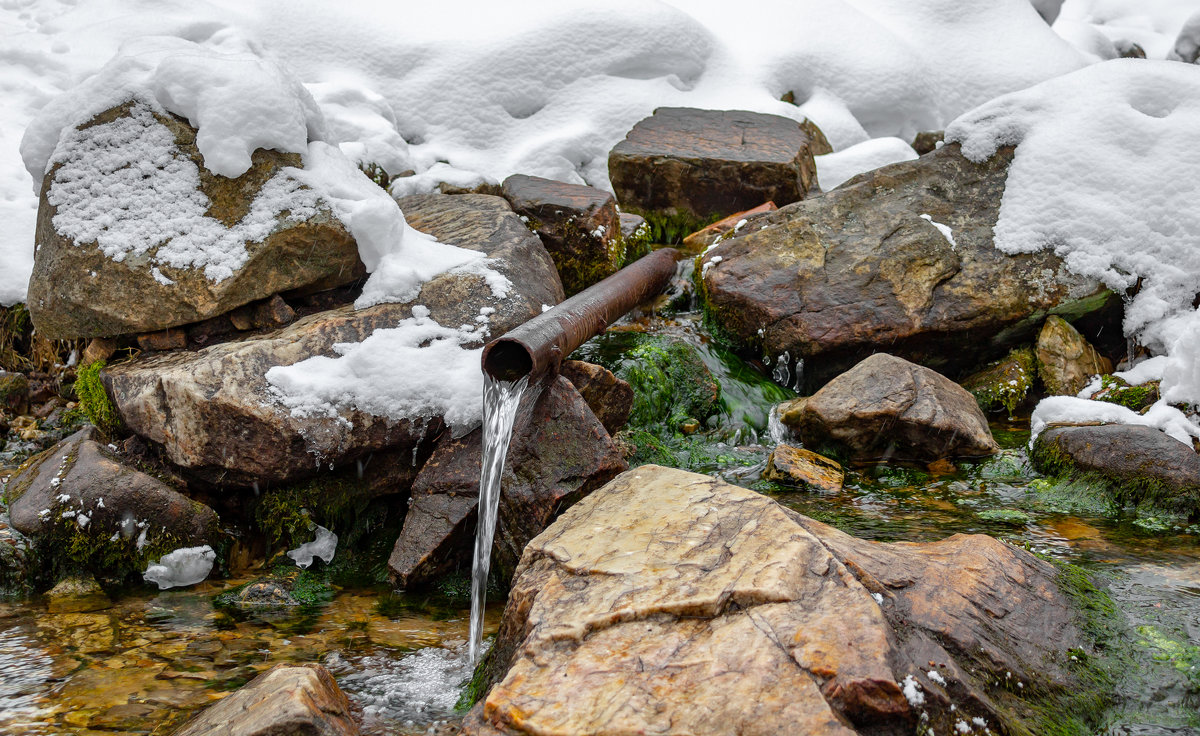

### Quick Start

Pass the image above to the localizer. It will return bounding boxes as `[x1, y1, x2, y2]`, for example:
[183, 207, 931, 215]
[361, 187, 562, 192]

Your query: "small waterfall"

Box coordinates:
[468, 373, 531, 665]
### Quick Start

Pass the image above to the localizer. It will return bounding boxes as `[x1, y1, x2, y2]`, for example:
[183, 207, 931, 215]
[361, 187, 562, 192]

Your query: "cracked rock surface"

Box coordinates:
[464, 465, 1087, 736]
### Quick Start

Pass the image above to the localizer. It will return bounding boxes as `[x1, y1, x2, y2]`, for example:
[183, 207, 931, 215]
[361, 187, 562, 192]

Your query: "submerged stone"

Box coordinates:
[463, 465, 1094, 736]
[173, 663, 359, 736]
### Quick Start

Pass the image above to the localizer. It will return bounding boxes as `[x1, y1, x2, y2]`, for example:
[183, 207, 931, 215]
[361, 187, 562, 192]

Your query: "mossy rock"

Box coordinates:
[214, 566, 333, 610]
[961, 347, 1037, 415]
[75, 360, 121, 436]
[611, 336, 721, 434]
[1031, 424, 1200, 522]
[1090, 375, 1160, 412]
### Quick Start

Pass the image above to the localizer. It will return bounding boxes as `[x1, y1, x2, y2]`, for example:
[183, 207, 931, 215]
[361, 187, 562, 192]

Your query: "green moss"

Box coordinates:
[1135, 625, 1200, 692]
[37, 503, 184, 587]
[74, 360, 121, 436]
[0, 304, 33, 372]
[615, 337, 721, 433]
[618, 219, 653, 264]
[213, 565, 333, 609]
[624, 208, 719, 245]
[456, 645, 495, 712]
[254, 475, 371, 551]
[977, 508, 1033, 525]
[1030, 436, 1199, 521]
[1091, 375, 1159, 412]
[962, 347, 1037, 415]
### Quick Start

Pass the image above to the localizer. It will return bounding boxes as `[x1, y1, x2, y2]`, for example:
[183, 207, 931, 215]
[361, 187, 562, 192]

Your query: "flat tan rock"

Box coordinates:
[764, 443, 844, 491]
[465, 465, 1089, 736]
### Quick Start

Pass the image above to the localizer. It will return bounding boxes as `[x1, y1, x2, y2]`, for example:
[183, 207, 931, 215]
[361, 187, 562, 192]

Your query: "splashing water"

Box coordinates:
[469, 373, 530, 664]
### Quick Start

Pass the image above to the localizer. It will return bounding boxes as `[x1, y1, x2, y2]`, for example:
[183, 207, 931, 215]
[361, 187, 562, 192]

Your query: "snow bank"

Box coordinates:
[2, 0, 1090, 304]
[1056, 0, 1200, 61]
[949, 59, 1200, 436]
[287, 524, 337, 568]
[814, 137, 918, 190]
[1031, 396, 1200, 446]
[143, 545, 215, 589]
[265, 307, 494, 434]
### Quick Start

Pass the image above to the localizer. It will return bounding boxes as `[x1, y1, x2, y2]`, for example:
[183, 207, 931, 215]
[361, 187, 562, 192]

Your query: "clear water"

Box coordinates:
[469, 373, 530, 665]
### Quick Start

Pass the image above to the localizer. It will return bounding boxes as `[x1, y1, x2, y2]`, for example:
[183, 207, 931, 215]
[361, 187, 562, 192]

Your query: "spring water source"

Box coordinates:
[469, 373, 531, 664]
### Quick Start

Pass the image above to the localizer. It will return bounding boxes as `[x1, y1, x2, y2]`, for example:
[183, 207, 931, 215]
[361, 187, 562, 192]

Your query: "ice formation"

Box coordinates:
[142, 545, 216, 590]
[286, 525, 338, 569]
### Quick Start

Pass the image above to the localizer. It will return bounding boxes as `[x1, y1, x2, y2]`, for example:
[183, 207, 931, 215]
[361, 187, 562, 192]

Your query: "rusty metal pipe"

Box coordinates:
[482, 247, 680, 382]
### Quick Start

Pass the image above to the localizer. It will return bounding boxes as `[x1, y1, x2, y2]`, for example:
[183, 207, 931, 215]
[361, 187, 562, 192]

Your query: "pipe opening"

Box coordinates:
[483, 339, 535, 382]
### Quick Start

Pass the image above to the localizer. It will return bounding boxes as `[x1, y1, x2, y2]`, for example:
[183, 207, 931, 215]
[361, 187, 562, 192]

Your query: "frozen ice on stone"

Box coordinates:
[143, 545, 216, 589]
[286, 524, 338, 568]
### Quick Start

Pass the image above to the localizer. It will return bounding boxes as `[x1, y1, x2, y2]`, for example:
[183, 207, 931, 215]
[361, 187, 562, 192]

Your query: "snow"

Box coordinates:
[948, 59, 1200, 437]
[265, 309, 492, 435]
[814, 137, 919, 190]
[286, 524, 338, 568]
[901, 674, 925, 707]
[927, 669, 948, 686]
[1030, 395, 1200, 446]
[919, 214, 957, 248]
[1114, 355, 1169, 386]
[2, 0, 1092, 304]
[142, 545, 216, 590]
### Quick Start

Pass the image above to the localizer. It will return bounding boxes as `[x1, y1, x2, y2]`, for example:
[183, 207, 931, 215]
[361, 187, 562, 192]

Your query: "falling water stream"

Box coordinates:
[468, 373, 531, 664]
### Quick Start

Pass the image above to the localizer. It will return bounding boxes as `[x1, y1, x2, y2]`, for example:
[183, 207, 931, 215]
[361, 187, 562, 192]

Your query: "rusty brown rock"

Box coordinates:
[1036, 316, 1113, 396]
[559, 360, 633, 435]
[464, 465, 1088, 736]
[104, 194, 563, 485]
[609, 108, 830, 237]
[784, 354, 998, 461]
[763, 443, 843, 491]
[502, 174, 623, 295]
[388, 375, 627, 588]
[27, 102, 364, 340]
[135, 328, 188, 353]
[173, 663, 358, 736]
[681, 201, 777, 251]
[700, 144, 1116, 389]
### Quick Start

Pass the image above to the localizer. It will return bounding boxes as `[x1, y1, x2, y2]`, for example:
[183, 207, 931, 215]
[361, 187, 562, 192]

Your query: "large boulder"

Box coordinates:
[700, 144, 1116, 390]
[780, 354, 998, 461]
[464, 465, 1092, 736]
[4, 427, 220, 580]
[104, 194, 564, 485]
[1032, 424, 1200, 520]
[387, 375, 627, 588]
[173, 664, 358, 736]
[1036, 316, 1112, 396]
[27, 101, 363, 340]
[501, 174, 623, 295]
[609, 108, 831, 241]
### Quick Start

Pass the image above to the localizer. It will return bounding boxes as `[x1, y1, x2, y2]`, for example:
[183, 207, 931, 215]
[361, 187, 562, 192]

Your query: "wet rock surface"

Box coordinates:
[173, 663, 360, 736]
[501, 174, 623, 295]
[28, 102, 364, 340]
[558, 360, 633, 436]
[1033, 424, 1200, 520]
[464, 465, 1088, 736]
[104, 194, 564, 485]
[700, 144, 1115, 389]
[1036, 316, 1113, 396]
[763, 443, 844, 491]
[609, 107, 831, 238]
[388, 375, 627, 588]
[781, 354, 998, 462]
[5, 427, 220, 559]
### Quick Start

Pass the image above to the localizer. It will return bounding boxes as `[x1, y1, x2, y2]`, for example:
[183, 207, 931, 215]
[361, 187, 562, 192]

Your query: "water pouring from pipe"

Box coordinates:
[467, 247, 679, 664]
